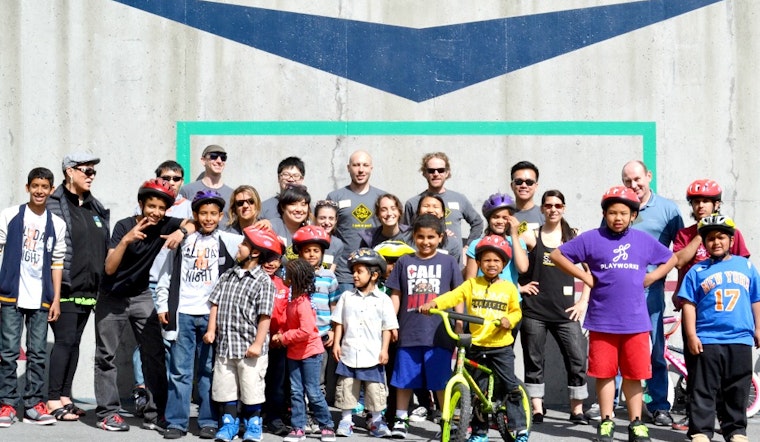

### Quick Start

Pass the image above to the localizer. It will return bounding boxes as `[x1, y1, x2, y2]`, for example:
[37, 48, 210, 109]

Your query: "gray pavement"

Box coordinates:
[2, 404, 759, 442]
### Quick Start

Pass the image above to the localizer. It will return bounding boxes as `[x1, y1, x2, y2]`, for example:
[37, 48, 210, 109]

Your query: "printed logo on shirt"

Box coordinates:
[600, 243, 639, 270]
[352, 203, 373, 224]
[22, 226, 43, 266]
[184, 245, 217, 283]
[404, 264, 442, 311]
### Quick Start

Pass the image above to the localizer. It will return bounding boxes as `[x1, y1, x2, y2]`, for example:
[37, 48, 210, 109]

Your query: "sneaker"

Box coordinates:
[336, 420, 353, 437]
[532, 412, 543, 424]
[320, 428, 336, 442]
[652, 409, 673, 427]
[369, 421, 391, 438]
[594, 417, 615, 442]
[244, 416, 263, 442]
[132, 387, 149, 418]
[569, 412, 589, 425]
[99, 414, 130, 431]
[690, 434, 711, 442]
[164, 428, 186, 439]
[672, 416, 689, 431]
[23, 402, 55, 425]
[467, 434, 489, 442]
[627, 419, 650, 442]
[267, 418, 290, 436]
[586, 403, 614, 422]
[199, 426, 217, 439]
[729, 435, 749, 442]
[391, 417, 408, 439]
[283, 428, 306, 442]
[430, 409, 442, 424]
[514, 430, 529, 442]
[408, 406, 427, 423]
[306, 415, 320, 434]
[216, 414, 241, 442]
[143, 415, 169, 434]
[0, 404, 17, 427]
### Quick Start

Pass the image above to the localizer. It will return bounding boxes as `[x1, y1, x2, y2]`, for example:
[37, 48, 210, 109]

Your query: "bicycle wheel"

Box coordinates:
[747, 373, 760, 418]
[442, 383, 471, 442]
[495, 382, 532, 442]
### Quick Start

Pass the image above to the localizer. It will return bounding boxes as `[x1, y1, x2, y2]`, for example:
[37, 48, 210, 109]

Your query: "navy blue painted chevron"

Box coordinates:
[114, 0, 722, 102]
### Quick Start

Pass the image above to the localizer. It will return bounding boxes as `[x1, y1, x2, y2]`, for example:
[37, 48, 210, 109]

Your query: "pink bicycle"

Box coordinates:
[663, 315, 760, 418]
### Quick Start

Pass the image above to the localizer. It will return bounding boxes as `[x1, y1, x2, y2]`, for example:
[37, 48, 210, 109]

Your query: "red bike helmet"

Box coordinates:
[242, 226, 284, 256]
[601, 186, 640, 212]
[474, 235, 513, 263]
[686, 179, 722, 202]
[138, 178, 176, 207]
[292, 225, 331, 253]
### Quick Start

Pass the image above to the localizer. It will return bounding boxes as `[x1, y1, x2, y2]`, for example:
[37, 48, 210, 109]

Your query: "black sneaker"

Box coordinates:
[628, 418, 650, 442]
[164, 428, 186, 439]
[652, 410, 673, 427]
[198, 426, 217, 439]
[132, 387, 149, 417]
[594, 417, 615, 442]
[569, 412, 589, 425]
[143, 416, 169, 434]
[99, 414, 130, 431]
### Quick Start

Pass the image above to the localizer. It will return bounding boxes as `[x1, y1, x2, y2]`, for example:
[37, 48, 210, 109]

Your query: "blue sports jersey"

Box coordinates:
[677, 255, 760, 346]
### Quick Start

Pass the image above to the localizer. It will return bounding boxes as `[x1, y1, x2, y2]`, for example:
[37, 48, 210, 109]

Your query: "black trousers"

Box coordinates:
[688, 343, 751, 439]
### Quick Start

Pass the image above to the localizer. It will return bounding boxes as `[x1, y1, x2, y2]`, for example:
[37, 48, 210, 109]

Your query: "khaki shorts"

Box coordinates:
[334, 376, 387, 412]
[212, 355, 269, 404]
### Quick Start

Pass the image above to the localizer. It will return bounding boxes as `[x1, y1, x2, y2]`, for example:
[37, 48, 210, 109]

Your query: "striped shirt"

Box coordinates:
[209, 266, 275, 359]
[311, 268, 340, 336]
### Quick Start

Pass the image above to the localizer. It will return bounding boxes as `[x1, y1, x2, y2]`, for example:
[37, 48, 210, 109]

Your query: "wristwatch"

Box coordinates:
[179, 226, 189, 238]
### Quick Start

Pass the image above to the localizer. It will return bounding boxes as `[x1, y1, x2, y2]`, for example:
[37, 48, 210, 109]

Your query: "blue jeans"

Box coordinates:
[646, 281, 670, 412]
[288, 354, 334, 430]
[0, 306, 49, 408]
[165, 313, 216, 431]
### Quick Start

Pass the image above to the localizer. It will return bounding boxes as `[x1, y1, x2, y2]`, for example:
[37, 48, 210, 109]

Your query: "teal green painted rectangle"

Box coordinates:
[176, 121, 658, 190]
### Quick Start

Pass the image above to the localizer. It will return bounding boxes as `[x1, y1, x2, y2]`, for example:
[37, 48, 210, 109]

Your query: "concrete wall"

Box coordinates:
[2, 0, 758, 406]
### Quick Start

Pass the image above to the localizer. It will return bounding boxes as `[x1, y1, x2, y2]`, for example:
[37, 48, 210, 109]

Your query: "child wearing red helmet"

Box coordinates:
[420, 235, 526, 442]
[550, 186, 677, 442]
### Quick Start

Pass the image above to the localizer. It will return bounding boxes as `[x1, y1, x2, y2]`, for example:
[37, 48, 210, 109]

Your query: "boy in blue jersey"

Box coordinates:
[677, 215, 760, 442]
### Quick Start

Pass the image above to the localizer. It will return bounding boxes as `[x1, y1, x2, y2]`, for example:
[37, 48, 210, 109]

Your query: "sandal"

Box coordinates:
[51, 406, 79, 421]
[64, 403, 87, 417]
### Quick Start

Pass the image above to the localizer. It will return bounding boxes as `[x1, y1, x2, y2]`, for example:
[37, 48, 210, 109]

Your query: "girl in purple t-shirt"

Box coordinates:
[549, 186, 676, 442]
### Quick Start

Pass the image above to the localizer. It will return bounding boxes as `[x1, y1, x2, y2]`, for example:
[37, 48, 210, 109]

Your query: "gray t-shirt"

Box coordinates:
[514, 205, 544, 233]
[259, 196, 280, 221]
[326, 185, 387, 284]
[403, 189, 484, 244]
[179, 180, 234, 225]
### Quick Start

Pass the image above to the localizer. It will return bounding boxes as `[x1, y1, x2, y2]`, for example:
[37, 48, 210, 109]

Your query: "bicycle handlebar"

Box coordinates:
[424, 308, 496, 342]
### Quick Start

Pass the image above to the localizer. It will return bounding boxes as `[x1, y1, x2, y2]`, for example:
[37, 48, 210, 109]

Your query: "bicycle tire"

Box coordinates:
[747, 373, 760, 418]
[442, 383, 471, 442]
[495, 382, 532, 442]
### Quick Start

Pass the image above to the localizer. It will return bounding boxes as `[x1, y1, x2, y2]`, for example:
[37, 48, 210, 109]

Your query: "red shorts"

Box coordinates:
[587, 331, 651, 380]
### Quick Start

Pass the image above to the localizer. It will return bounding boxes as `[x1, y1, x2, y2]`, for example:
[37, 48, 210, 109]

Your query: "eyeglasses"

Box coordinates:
[426, 167, 447, 175]
[543, 203, 565, 210]
[75, 166, 97, 177]
[235, 199, 256, 208]
[206, 152, 227, 162]
[512, 178, 536, 186]
[160, 176, 183, 183]
[315, 200, 339, 209]
[279, 171, 303, 181]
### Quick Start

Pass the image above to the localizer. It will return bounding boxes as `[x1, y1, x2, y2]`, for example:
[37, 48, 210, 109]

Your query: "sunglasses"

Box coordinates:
[426, 167, 447, 174]
[543, 203, 565, 210]
[512, 178, 536, 186]
[206, 152, 227, 161]
[160, 176, 183, 183]
[315, 199, 339, 209]
[75, 166, 97, 177]
[235, 199, 256, 208]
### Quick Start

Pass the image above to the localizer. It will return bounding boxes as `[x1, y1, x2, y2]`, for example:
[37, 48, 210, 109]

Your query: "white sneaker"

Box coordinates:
[408, 406, 428, 423]
[584, 403, 614, 422]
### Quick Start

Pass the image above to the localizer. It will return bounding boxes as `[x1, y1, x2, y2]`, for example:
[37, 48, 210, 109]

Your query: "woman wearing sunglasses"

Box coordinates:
[45, 153, 110, 421]
[225, 185, 266, 234]
[519, 189, 590, 425]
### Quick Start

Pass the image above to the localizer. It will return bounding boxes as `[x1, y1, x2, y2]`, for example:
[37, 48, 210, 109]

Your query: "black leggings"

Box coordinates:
[48, 309, 91, 400]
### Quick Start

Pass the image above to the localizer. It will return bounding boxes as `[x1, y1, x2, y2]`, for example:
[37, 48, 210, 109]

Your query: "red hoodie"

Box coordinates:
[280, 294, 324, 360]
